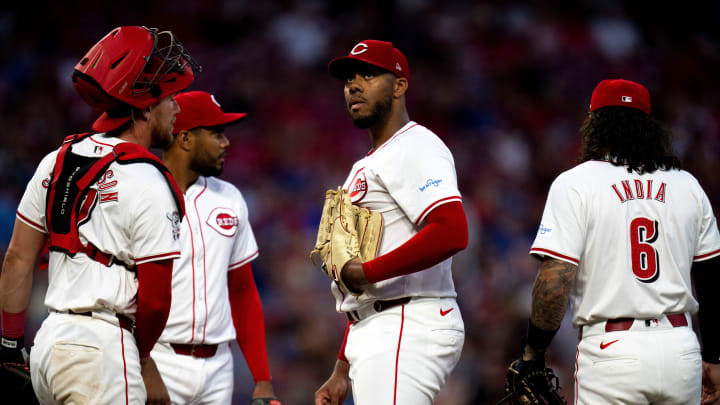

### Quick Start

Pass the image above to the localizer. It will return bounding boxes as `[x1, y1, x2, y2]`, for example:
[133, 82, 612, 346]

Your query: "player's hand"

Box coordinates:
[141, 357, 170, 405]
[250, 380, 281, 404]
[341, 259, 368, 293]
[253, 380, 277, 398]
[315, 360, 351, 405]
[703, 361, 720, 404]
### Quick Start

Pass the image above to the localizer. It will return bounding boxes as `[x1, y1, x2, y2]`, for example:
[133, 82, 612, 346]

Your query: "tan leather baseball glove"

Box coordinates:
[310, 187, 383, 296]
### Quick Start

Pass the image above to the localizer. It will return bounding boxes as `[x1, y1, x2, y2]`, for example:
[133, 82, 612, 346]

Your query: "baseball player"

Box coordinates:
[314, 40, 469, 405]
[146, 90, 280, 405]
[0, 26, 200, 404]
[514, 79, 720, 404]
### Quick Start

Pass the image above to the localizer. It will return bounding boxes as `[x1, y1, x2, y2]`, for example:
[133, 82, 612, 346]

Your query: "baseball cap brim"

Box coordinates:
[173, 112, 247, 134]
[92, 113, 132, 133]
[328, 57, 393, 80]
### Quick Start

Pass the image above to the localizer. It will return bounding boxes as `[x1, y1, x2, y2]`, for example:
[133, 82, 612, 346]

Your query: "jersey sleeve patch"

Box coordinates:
[376, 129, 461, 223]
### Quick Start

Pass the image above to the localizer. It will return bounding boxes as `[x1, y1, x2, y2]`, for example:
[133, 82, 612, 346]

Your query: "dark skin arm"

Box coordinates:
[523, 258, 577, 360]
[341, 259, 366, 292]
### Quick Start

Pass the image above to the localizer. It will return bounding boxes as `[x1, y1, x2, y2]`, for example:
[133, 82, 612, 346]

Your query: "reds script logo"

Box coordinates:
[206, 207, 239, 237]
[350, 43, 369, 55]
[348, 171, 367, 202]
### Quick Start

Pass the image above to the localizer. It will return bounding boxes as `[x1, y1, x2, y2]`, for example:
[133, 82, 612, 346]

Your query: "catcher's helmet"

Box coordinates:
[72, 26, 201, 130]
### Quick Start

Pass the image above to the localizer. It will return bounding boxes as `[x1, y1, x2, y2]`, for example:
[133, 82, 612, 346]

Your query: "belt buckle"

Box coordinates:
[190, 345, 198, 357]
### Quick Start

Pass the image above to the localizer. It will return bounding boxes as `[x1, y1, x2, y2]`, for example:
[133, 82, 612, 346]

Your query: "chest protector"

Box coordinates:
[44, 132, 185, 269]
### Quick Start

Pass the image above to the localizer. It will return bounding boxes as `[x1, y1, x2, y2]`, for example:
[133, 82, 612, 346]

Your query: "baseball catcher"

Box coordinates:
[310, 187, 383, 295]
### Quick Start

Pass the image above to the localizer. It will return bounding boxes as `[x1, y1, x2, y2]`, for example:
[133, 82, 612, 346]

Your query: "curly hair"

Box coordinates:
[578, 106, 680, 174]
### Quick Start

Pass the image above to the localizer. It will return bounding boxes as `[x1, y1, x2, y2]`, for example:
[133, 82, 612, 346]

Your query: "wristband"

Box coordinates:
[0, 335, 24, 350]
[526, 319, 558, 351]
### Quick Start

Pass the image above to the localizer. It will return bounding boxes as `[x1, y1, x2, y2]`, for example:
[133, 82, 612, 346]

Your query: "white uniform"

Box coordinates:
[17, 134, 182, 405]
[150, 176, 259, 404]
[531, 160, 720, 404]
[335, 121, 465, 405]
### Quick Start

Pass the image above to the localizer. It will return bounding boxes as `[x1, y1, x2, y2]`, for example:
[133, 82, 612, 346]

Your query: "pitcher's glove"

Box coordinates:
[249, 398, 281, 405]
[310, 187, 383, 296]
[496, 359, 566, 405]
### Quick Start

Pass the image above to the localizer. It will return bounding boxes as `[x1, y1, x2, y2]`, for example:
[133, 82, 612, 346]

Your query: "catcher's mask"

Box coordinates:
[72, 26, 202, 131]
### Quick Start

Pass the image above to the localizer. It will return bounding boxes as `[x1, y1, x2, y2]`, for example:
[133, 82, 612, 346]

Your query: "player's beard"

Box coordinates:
[351, 91, 393, 129]
[190, 153, 224, 177]
[150, 124, 173, 149]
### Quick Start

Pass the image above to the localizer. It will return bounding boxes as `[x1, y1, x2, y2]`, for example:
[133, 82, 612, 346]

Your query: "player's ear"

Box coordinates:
[139, 106, 151, 121]
[393, 77, 408, 98]
[176, 130, 194, 152]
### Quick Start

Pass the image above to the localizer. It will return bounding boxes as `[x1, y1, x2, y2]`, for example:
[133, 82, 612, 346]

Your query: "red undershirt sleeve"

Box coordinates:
[135, 259, 173, 359]
[362, 201, 468, 283]
[228, 263, 272, 382]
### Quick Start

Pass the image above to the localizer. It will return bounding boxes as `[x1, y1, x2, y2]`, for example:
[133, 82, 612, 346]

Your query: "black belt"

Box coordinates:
[346, 297, 412, 322]
[171, 343, 219, 358]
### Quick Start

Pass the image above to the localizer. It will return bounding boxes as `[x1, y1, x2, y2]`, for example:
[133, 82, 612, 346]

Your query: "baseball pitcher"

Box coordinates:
[313, 40, 469, 405]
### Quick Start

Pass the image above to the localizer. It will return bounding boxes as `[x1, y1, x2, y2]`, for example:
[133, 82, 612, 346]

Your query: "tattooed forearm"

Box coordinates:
[530, 258, 577, 331]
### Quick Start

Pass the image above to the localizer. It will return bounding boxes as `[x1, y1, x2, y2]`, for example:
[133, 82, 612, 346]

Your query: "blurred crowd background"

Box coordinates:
[1, 1, 719, 404]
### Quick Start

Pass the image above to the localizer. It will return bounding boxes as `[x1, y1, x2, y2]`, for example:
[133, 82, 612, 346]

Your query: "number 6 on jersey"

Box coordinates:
[630, 217, 659, 283]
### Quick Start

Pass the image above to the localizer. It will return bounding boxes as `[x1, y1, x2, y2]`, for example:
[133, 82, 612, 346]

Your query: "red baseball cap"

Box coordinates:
[329, 40, 409, 82]
[590, 79, 651, 115]
[173, 91, 247, 134]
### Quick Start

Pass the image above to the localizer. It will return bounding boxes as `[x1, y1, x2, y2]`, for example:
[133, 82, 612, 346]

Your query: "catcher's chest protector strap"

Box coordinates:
[44, 133, 185, 268]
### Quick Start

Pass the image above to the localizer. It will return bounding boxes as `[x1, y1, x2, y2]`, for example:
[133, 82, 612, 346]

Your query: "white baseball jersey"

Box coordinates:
[530, 160, 720, 327]
[158, 176, 258, 345]
[332, 121, 462, 312]
[16, 134, 182, 315]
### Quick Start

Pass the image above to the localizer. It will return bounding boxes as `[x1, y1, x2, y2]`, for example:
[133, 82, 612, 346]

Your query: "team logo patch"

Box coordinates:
[418, 178, 443, 192]
[166, 211, 181, 241]
[348, 171, 367, 202]
[539, 224, 552, 235]
[621, 96, 632, 103]
[207, 207, 239, 237]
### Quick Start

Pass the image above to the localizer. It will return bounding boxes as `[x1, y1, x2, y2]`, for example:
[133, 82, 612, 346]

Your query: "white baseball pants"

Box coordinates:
[150, 341, 234, 405]
[575, 314, 701, 404]
[345, 297, 464, 405]
[30, 311, 145, 404]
